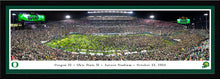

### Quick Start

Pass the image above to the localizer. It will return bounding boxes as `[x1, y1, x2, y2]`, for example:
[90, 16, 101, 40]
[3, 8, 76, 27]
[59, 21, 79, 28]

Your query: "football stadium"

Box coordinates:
[11, 10, 210, 61]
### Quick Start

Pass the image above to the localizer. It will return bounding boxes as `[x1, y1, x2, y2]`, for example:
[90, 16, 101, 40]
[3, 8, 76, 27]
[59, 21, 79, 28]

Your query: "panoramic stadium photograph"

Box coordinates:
[10, 10, 210, 61]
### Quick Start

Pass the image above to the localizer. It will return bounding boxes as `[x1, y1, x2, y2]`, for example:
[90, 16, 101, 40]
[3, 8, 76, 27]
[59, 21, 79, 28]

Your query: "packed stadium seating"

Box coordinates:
[11, 18, 209, 61]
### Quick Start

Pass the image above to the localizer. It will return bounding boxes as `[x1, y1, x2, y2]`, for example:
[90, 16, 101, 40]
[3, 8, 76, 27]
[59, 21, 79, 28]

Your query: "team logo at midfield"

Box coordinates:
[11, 62, 19, 68]
[202, 62, 209, 68]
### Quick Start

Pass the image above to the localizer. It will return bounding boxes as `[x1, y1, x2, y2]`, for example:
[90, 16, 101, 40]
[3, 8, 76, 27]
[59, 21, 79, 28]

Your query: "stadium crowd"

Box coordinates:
[11, 19, 209, 61]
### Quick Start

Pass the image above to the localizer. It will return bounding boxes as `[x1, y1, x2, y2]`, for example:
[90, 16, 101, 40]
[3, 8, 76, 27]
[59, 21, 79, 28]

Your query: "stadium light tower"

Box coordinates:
[128, 11, 133, 14]
[65, 15, 71, 19]
[12, 13, 16, 16]
[150, 15, 155, 26]
[150, 15, 155, 19]
[204, 13, 208, 30]
[12, 13, 16, 23]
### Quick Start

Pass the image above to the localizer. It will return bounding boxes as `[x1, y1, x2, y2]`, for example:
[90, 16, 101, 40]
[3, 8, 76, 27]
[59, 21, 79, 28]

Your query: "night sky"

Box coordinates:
[12, 11, 209, 22]
[134, 11, 209, 21]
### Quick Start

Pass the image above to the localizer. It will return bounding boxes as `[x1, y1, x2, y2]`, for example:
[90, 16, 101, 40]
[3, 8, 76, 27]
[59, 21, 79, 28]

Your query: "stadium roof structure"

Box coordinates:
[88, 10, 133, 14]
[88, 16, 131, 17]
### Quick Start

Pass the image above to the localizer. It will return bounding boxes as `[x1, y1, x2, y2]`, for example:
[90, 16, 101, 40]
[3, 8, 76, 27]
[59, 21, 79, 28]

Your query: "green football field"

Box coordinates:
[45, 34, 174, 54]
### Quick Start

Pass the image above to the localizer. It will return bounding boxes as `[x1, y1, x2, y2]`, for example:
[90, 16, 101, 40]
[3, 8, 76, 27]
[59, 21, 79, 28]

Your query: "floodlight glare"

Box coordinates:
[129, 11, 133, 14]
[12, 13, 16, 16]
[204, 13, 208, 30]
[150, 15, 155, 19]
[66, 15, 71, 19]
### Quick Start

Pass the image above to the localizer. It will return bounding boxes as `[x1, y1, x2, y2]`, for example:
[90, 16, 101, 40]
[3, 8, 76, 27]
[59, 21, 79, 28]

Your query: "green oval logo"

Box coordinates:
[11, 62, 19, 68]
[202, 62, 209, 68]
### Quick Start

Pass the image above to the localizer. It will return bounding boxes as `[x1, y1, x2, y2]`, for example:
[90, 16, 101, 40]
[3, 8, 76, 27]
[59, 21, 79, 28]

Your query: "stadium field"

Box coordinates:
[45, 34, 175, 54]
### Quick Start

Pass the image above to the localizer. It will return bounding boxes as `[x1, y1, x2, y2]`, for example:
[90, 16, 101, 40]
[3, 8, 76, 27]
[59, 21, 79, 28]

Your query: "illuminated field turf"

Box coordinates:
[45, 34, 175, 54]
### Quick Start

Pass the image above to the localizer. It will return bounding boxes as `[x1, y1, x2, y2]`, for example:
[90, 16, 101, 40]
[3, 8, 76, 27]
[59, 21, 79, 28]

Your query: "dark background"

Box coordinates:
[11, 11, 210, 29]
[1, 1, 220, 79]
[11, 11, 209, 21]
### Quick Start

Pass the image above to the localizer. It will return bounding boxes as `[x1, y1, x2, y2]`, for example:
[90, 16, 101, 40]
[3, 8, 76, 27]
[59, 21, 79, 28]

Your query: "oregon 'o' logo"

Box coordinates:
[11, 62, 19, 68]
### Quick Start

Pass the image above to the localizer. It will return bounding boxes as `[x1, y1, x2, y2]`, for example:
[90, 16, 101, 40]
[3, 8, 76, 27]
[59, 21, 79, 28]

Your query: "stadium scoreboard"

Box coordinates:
[177, 19, 190, 24]
[18, 14, 45, 21]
